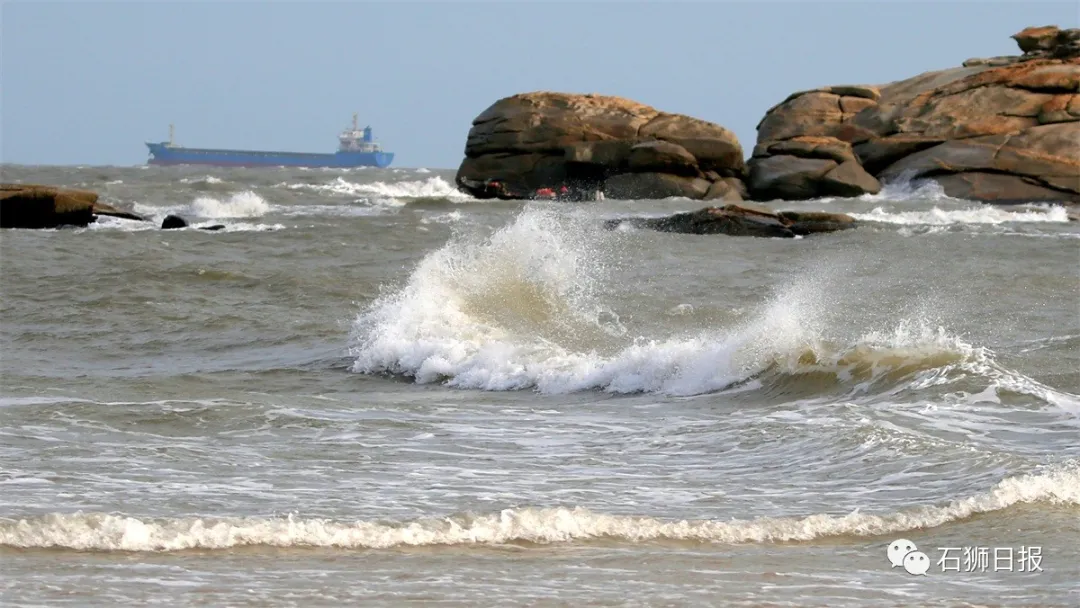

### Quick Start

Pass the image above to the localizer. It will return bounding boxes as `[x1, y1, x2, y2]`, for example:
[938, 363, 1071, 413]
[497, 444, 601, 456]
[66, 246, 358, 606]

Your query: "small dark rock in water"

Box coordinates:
[605, 203, 857, 238]
[161, 215, 189, 229]
[160, 215, 226, 231]
[777, 210, 858, 235]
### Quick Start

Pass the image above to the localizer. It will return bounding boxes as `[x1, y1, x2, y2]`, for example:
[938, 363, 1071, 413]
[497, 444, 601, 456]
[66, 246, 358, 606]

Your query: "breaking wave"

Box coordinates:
[863, 174, 957, 203]
[3, 467, 1076, 552]
[130, 190, 272, 221]
[851, 205, 1071, 226]
[350, 208, 1065, 402]
[179, 175, 225, 185]
[188, 191, 272, 218]
[284, 176, 471, 201]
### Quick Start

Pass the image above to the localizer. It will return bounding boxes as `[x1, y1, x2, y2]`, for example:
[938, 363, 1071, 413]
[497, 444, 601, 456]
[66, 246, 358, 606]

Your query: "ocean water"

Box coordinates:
[1, 164, 1078, 606]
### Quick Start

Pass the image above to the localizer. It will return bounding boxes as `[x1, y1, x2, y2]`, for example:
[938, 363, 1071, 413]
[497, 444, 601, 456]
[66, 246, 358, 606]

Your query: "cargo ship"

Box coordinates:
[145, 114, 394, 168]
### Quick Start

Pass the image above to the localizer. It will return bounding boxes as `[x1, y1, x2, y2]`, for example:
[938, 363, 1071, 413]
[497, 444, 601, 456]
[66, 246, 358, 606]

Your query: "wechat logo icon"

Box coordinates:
[888, 539, 930, 576]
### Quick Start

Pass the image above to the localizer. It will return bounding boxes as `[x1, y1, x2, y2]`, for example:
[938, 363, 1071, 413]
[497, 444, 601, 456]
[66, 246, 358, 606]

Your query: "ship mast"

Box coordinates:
[169, 123, 175, 146]
[352, 113, 358, 132]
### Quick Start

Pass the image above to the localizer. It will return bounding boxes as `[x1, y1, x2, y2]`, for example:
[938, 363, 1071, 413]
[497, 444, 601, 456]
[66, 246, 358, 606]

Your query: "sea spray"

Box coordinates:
[353, 205, 1080, 405]
[851, 204, 1071, 226]
[350, 207, 631, 390]
[189, 191, 271, 218]
[131, 190, 273, 222]
[862, 172, 956, 204]
[285, 176, 473, 201]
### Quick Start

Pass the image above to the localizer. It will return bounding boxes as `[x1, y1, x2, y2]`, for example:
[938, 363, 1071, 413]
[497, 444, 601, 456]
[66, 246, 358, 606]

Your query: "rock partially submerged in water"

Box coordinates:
[605, 203, 856, 238]
[0, 183, 144, 229]
[748, 25, 1080, 203]
[0, 184, 225, 231]
[454, 92, 746, 201]
[160, 214, 225, 231]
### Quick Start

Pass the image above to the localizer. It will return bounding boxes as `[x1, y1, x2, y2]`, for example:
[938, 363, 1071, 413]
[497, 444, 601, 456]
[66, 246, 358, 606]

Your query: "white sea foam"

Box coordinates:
[285, 176, 471, 201]
[179, 176, 225, 185]
[276, 204, 396, 218]
[851, 205, 1070, 226]
[188, 191, 271, 218]
[87, 215, 282, 233]
[3, 467, 1076, 552]
[131, 191, 272, 222]
[419, 210, 465, 225]
[350, 208, 1039, 397]
[0, 396, 96, 407]
[862, 174, 958, 203]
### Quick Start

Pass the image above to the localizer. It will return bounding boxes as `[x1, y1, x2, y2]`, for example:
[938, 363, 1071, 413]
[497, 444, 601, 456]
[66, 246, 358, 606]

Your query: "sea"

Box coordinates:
[1, 164, 1078, 607]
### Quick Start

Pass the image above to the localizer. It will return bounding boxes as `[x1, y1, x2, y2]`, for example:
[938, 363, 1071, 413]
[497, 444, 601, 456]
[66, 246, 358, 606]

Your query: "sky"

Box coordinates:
[2, 1, 1078, 169]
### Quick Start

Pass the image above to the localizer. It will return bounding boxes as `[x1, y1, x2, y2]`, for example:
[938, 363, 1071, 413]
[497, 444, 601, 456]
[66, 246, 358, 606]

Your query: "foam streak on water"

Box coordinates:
[3, 466, 1077, 551]
[851, 205, 1070, 226]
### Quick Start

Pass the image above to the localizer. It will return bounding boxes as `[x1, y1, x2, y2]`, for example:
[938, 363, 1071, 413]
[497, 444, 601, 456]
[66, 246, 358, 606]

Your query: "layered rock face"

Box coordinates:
[748, 26, 1080, 202]
[1, 184, 143, 229]
[455, 92, 747, 201]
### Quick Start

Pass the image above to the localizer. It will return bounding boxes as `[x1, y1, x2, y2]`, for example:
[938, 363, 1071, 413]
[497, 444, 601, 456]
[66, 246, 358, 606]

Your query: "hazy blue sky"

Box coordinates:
[3, 1, 1077, 168]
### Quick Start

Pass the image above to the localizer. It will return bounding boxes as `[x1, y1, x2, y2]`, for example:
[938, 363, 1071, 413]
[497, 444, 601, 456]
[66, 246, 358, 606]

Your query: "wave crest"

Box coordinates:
[189, 191, 271, 218]
[349, 209, 1057, 401]
[3, 467, 1076, 552]
[286, 176, 472, 201]
[851, 205, 1070, 226]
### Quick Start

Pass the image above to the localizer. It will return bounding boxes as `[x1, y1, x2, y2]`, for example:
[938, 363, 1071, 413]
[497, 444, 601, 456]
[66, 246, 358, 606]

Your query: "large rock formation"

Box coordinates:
[748, 26, 1080, 202]
[1, 184, 144, 229]
[455, 92, 746, 201]
[604, 203, 857, 238]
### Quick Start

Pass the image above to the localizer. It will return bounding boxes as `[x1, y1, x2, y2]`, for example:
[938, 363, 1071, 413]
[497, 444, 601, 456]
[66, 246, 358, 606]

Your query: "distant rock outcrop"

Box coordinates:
[747, 25, 1080, 203]
[455, 92, 747, 201]
[604, 203, 857, 238]
[1, 184, 144, 229]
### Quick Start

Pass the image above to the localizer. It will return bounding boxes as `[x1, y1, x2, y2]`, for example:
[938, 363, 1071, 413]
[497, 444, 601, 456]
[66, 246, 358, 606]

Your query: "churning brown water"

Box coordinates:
[1, 164, 1078, 606]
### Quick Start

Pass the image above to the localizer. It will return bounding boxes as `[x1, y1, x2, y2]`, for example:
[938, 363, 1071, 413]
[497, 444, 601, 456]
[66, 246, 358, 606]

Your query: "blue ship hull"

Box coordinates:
[145, 142, 394, 169]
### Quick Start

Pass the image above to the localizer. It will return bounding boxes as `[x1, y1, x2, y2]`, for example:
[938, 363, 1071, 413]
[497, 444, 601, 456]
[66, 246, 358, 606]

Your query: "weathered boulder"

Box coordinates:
[878, 122, 1080, 198]
[703, 177, 747, 202]
[604, 172, 712, 200]
[455, 92, 745, 200]
[627, 140, 699, 176]
[749, 89, 884, 200]
[748, 26, 1080, 202]
[604, 203, 857, 238]
[821, 160, 883, 197]
[1, 184, 143, 229]
[853, 134, 946, 174]
[777, 210, 859, 235]
[756, 88, 880, 145]
[748, 156, 839, 200]
[755, 135, 858, 164]
[1012, 25, 1080, 59]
